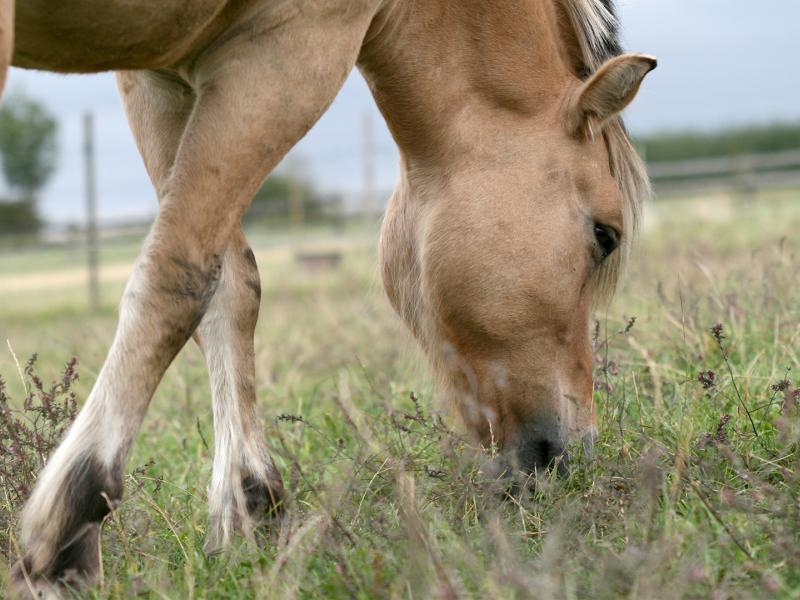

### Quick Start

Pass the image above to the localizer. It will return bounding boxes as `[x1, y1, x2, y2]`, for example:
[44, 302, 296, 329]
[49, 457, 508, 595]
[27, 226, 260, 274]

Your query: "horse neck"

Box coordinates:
[358, 0, 575, 169]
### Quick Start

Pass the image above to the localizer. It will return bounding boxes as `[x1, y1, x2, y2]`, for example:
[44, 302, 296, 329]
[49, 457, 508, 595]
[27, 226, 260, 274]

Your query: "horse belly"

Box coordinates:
[13, 0, 229, 72]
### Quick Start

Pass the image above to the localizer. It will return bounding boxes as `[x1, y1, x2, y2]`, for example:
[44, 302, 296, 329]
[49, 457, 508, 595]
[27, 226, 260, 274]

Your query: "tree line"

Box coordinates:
[637, 121, 800, 163]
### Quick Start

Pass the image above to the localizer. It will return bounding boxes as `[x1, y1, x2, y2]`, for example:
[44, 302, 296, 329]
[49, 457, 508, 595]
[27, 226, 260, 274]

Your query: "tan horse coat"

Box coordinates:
[1, 1, 654, 596]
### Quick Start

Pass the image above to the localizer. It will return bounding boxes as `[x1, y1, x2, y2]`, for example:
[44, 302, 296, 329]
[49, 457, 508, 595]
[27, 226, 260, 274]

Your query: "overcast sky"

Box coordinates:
[3, 0, 799, 224]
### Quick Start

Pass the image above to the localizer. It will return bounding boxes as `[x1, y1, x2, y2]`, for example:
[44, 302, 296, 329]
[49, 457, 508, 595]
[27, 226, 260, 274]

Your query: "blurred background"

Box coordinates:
[0, 0, 798, 317]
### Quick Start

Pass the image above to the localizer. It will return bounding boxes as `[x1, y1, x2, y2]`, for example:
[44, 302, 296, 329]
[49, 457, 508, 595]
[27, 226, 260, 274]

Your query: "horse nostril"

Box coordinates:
[517, 436, 569, 476]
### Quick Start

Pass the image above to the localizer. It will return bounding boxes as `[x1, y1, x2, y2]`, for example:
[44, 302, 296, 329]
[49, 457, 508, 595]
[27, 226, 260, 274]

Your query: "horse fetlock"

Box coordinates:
[204, 468, 284, 555]
[13, 523, 102, 599]
[16, 454, 123, 592]
[242, 472, 285, 521]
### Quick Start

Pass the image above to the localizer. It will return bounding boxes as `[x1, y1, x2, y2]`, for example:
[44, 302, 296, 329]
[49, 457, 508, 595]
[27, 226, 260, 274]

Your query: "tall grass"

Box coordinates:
[0, 193, 798, 598]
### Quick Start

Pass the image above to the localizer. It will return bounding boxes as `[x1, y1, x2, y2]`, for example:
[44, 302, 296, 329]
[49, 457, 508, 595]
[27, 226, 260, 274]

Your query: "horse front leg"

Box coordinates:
[13, 210, 227, 597]
[13, 3, 376, 595]
[195, 228, 285, 554]
[118, 69, 284, 555]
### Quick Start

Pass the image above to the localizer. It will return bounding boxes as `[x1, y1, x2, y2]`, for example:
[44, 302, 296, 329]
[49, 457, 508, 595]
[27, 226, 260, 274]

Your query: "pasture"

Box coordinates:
[1, 189, 799, 598]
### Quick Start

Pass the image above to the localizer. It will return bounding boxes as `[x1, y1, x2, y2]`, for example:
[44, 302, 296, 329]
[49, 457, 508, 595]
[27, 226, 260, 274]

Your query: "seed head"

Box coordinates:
[698, 370, 716, 390]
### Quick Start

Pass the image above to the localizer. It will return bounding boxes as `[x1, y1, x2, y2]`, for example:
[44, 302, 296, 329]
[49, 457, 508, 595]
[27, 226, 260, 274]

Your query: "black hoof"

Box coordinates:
[12, 523, 101, 598]
[243, 473, 285, 522]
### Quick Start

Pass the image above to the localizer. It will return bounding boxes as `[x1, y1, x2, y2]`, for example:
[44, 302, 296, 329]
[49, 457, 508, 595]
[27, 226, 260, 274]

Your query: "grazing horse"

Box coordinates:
[3, 0, 654, 595]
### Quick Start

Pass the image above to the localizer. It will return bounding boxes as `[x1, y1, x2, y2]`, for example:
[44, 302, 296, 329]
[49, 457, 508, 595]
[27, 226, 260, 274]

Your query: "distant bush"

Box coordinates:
[0, 198, 41, 235]
[637, 121, 800, 162]
[0, 91, 58, 200]
[245, 172, 341, 227]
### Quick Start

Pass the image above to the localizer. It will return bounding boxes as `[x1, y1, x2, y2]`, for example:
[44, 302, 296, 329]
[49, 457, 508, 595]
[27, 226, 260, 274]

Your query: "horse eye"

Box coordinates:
[593, 224, 619, 261]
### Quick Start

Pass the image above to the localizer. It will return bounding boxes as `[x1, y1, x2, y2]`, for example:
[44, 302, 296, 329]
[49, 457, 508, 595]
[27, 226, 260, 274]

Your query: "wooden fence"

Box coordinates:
[647, 148, 800, 197]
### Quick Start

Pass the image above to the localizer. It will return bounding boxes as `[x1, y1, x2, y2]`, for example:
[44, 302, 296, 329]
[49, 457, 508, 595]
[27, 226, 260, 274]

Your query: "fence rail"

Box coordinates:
[2, 149, 800, 253]
[648, 148, 800, 196]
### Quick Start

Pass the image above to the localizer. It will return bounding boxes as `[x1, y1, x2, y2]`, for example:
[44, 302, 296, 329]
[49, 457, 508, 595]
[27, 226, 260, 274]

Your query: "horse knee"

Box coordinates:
[145, 242, 223, 308]
[122, 236, 225, 355]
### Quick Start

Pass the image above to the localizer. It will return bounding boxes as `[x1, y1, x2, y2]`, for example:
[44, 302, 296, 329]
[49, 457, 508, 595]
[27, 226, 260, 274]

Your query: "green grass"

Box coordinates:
[0, 237, 142, 276]
[1, 191, 800, 598]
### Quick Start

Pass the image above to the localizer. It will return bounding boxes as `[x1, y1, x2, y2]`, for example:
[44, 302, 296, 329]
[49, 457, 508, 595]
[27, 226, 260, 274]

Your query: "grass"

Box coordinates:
[1, 190, 799, 598]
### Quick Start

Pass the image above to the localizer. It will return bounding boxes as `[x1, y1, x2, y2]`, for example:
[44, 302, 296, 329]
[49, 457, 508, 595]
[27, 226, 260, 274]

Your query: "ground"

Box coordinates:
[0, 189, 799, 598]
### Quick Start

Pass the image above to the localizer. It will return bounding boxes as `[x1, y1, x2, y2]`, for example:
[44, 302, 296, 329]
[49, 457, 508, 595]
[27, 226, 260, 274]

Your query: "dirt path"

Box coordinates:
[0, 262, 134, 293]
[0, 237, 372, 294]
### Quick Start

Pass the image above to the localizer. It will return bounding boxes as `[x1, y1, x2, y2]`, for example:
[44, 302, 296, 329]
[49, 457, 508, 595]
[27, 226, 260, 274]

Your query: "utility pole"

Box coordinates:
[84, 113, 100, 312]
[288, 158, 305, 236]
[362, 111, 376, 226]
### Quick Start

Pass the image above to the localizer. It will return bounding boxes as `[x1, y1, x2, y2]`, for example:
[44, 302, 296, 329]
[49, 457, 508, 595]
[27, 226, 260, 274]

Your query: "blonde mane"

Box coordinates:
[561, 0, 653, 304]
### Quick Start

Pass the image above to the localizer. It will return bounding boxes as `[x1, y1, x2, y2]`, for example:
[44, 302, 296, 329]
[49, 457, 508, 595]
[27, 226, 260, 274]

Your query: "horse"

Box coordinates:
[3, 0, 654, 595]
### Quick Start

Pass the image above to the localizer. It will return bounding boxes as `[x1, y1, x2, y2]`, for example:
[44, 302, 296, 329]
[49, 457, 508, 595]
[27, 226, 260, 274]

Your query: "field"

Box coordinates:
[1, 190, 799, 598]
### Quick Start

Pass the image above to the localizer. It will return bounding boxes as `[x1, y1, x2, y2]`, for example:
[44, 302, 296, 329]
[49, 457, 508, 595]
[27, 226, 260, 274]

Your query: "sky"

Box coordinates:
[3, 0, 799, 225]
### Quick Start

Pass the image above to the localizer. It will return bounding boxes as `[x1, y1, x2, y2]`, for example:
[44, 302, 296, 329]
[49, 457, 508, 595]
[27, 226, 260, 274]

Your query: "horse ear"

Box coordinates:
[569, 53, 656, 139]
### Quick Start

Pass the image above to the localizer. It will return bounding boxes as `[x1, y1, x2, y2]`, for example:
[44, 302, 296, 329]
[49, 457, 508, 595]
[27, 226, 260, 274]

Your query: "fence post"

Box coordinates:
[84, 112, 100, 312]
[288, 159, 305, 236]
[362, 111, 376, 227]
